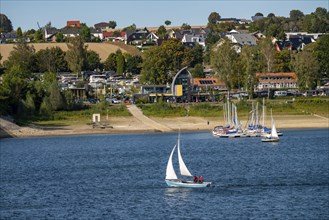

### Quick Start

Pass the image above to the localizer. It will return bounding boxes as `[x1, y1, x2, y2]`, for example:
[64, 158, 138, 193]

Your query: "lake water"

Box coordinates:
[0, 129, 328, 219]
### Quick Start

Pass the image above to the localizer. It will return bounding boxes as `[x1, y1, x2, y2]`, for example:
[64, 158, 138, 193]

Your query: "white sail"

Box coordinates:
[271, 117, 279, 139]
[177, 134, 193, 177]
[165, 145, 177, 180]
[270, 109, 279, 139]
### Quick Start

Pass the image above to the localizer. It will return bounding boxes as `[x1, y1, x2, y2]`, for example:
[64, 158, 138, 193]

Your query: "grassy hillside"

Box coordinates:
[0, 42, 142, 64]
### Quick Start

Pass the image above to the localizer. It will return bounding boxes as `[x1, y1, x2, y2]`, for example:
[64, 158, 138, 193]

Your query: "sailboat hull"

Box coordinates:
[261, 138, 279, 142]
[165, 180, 211, 188]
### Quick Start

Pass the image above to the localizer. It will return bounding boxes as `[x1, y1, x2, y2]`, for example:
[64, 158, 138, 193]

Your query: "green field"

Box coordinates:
[31, 97, 328, 126]
[138, 97, 329, 118]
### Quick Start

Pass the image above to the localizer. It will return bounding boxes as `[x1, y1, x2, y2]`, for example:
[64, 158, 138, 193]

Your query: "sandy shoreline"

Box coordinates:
[1, 114, 328, 138]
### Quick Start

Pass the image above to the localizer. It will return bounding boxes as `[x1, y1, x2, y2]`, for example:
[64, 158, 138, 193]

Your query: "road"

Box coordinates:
[126, 104, 173, 132]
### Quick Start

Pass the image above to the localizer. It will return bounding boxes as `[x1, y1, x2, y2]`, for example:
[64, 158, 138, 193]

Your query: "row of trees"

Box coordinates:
[248, 8, 329, 39]
[206, 8, 329, 39]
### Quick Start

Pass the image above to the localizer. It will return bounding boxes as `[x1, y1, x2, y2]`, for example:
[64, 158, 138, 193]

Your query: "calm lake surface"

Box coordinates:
[1, 129, 328, 219]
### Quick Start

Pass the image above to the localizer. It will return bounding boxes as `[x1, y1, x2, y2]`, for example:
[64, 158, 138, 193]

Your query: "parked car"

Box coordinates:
[106, 97, 121, 104]
[274, 91, 287, 97]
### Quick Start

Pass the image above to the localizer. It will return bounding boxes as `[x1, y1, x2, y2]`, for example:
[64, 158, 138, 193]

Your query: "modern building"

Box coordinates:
[135, 67, 228, 103]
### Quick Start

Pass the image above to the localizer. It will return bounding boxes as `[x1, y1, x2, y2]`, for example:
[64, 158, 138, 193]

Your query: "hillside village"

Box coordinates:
[0, 10, 329, 118]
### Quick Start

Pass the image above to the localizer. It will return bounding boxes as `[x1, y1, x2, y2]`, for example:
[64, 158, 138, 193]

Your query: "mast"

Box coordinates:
[262, 98, 265, 129]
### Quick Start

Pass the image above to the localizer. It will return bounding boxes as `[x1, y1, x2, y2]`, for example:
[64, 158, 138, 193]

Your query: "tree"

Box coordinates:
[181, 23, 191, 30]
[80, 25, 91, 42]
[189, 44, 204, 67]
[85, 50, 101, 71]
[123, 24, 136, 31]
[255, 12, 264, 17]
[48, 81, 63, 111]
[157, 25, 167, 38]
[258, 38, 275, 73]
[273, 50, 291, 72]
[34, 30, 43, 42]
[116, 50, 125, 75]
[208, 12, 220, 25]
[290, 10, 304, 21]
[3, 42, 37, 74]
[315, 34, 329, 79]
[165, 20, 171, 26]
[108, 21, 117, 29]
[104, 53, 117, 71]
[16, 27, 23, 37]
[0, 13, 13, 32]
[125, 55, 143, 75]
[140, 38, 189, 85]
[267, 13, 276, 18]
[239, 45, 260, 98]
[55, 32, 64, 42]
[191, 64, 205, 78]
[292, 47, 320, 91]
[210, 39, 239, 91]
[65, 37, 87, 76]
[36, 47, 67, 73]
[0, 65, 30, 115]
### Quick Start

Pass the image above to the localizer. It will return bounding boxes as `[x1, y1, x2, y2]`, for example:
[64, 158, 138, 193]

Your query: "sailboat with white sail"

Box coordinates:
[261, 109, 280, 142]
[165, 132, 211, 188]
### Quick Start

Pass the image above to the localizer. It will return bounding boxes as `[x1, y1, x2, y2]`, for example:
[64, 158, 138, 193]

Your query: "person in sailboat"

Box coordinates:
[199, 176, 204, 183]
[193, 175, 198, 183]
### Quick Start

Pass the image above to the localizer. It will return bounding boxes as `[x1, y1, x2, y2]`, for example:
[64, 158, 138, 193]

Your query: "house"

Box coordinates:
[0, 32, 30, 43]
[125, 29, 149, 45]
[256, 72, 298, 90]
[251, 31, 266, 41]
[181, 33, 206, 48]
[217, 18, 239, 24]
[90, 28, 103, 40]
[225, 32, 257, 53]
[94, 22, 110, 31]
[146, 32, 159, 43]
[103, 31, 126, 42]
[67, 20, 80, 28]
[274, 34, 316, 51]
[61, 28, 80, 38]
[44, 27, 80, 41]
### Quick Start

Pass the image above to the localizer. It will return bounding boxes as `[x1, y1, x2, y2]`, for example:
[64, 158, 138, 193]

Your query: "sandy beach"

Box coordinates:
[1, 113, 328, 138]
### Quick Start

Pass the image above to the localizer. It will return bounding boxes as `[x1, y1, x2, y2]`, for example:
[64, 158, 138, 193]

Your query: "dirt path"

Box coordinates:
[126, 105, 173, 132]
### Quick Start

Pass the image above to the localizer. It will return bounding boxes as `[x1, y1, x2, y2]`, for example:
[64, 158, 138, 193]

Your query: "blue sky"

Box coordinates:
[1, 0, 328, 31]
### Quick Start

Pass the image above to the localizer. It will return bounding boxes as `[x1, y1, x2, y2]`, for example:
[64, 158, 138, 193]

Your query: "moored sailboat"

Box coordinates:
[261, 109, 280, 142]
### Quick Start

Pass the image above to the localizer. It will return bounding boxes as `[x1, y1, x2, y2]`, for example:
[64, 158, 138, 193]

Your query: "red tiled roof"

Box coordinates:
[256, 72, 298, 83]
[67, 20, 80, 27]
[103, 31, 126, 38]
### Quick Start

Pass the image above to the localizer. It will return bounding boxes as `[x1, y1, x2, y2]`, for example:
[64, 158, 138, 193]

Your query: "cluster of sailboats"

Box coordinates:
[212, 98, 281, 142]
